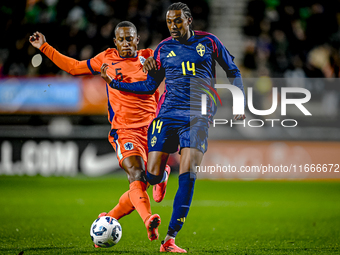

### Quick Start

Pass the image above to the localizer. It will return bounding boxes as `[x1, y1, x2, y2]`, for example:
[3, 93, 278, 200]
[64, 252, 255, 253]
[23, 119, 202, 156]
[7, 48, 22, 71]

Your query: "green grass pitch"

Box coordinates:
[0, 175, 339, 254]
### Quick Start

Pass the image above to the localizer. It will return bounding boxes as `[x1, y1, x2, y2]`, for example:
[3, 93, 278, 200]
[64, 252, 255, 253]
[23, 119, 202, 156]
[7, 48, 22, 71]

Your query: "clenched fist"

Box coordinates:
[29, 31, 46, 49]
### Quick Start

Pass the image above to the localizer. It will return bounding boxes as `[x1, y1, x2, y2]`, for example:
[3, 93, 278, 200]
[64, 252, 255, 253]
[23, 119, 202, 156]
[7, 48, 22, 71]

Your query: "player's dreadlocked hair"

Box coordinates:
[114, 21, 137, 35]
[167, 2, 192, 19]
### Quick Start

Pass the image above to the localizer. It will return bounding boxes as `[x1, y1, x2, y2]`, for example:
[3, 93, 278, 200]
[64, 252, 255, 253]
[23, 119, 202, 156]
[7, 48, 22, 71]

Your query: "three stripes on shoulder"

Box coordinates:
[167, 51, 176, 57]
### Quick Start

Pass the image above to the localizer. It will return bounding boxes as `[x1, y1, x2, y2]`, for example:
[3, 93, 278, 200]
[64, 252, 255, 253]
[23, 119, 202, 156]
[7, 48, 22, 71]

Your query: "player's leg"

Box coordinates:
[105, 128, 161, 241]
[121, 155, 153, 224]
[94, 161, 136, 248]
[100, 131, 136, 221]
[106, 190, 134, 219]
[166, 148, 203, 237]
[147, 118, 178, 202]
[160, 148, 203, 253]
[160, 117, 208, 253]
[106, 155, 148, 222]
[106, 156, 160, 241]
[120, 128, 161, 241]
[126, 156, 164, 241]
[99, 156, 143, 221]
[147, 151, 170, 184]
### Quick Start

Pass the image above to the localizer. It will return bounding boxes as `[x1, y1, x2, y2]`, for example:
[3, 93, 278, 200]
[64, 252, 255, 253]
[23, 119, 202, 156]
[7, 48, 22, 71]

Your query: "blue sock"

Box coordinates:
[146, 171, 163, 185]
[167, 172, 196, 238]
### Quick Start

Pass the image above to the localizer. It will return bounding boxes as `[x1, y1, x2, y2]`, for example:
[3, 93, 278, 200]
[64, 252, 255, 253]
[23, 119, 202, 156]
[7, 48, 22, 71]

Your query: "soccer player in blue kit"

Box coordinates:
[101, 2, 246, 253]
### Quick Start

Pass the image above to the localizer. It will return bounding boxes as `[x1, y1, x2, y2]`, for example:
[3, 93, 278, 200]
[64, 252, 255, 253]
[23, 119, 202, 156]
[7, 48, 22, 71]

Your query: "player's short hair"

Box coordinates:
[114, 21, 137, 36]
[167, 2, 192, 19]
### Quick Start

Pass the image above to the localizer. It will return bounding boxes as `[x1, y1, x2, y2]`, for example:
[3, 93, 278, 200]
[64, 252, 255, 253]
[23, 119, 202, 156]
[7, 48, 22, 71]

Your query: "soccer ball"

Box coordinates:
[90, 216, 122, 247]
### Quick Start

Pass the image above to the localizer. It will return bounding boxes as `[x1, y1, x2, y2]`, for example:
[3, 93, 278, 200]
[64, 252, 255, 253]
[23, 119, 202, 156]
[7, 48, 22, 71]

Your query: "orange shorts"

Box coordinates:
[108, 126, 148, 167]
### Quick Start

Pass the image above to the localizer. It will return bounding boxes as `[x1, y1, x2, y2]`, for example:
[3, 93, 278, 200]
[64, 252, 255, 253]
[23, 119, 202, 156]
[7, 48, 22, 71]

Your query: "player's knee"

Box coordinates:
[146, 171, 163, 185]
[125, 167, 144, 183]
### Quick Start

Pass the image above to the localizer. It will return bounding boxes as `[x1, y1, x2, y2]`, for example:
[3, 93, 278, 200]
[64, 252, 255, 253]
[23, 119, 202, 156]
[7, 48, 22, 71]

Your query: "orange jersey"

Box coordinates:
[40, 43, 159, 129]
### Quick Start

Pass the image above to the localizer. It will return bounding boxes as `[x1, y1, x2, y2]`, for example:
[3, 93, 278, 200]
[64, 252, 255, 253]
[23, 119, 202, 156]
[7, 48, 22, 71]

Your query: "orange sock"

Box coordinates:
[128, 181, 152, 224]
[107, 190, 135, 220]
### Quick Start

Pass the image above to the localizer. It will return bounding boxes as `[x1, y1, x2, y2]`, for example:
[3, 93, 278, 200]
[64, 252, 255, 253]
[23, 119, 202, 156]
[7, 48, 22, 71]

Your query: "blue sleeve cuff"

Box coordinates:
[87, 59, 100, 75]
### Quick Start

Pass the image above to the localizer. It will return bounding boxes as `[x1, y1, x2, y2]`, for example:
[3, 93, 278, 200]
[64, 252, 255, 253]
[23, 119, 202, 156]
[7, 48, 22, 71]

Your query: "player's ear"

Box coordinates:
[113, 38, 117, 47]
[188, 17, 193, 26]
[136, 35, 140, 45]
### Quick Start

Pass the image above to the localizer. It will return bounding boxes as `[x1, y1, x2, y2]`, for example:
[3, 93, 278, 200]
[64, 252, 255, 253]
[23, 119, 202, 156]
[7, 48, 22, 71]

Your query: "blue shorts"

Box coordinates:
[148, 116, 209, 154]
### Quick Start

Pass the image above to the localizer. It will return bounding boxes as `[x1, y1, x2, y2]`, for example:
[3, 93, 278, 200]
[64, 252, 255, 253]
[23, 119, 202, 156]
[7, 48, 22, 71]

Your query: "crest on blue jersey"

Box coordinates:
[139, 56, 146, 65]
[124, 142, 134, 150]
[196, 43, 205, 57]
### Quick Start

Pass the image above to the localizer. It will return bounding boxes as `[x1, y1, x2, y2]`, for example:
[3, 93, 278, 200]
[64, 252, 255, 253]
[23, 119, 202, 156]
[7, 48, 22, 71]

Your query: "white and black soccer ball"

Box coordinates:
[90, 216, 122, 247]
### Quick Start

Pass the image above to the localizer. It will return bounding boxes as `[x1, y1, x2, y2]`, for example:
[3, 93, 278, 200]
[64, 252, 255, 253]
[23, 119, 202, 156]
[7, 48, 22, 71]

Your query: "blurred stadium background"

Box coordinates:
[0, 0, 339, 178]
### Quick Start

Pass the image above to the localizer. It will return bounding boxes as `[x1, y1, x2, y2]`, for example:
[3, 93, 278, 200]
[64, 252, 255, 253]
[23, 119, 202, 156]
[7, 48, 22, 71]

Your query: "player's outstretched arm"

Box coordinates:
[108, 71, 162, 95]
[28, 31, 92, 76]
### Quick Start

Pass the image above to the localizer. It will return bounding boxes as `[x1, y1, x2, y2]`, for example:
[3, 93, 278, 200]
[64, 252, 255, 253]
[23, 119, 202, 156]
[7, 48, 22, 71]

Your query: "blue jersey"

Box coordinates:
[109, 30, 244, 122]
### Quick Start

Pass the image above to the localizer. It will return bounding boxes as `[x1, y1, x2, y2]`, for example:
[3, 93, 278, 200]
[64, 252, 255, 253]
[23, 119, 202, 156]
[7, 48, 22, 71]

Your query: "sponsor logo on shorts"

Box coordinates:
[151, 136, 157, 147]
[124, 142, 134, 150]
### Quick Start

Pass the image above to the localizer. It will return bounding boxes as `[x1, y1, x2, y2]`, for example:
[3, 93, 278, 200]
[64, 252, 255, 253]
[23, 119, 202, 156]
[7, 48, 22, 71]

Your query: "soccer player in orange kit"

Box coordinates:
[29, 21, 171, 242]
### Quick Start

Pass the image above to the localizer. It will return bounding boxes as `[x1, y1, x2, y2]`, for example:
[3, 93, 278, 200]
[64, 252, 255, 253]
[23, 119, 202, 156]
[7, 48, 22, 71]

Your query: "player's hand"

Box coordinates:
[143, 57, 157, 73]
[101, 63, 113, 84]
[233, 114, 246, 121]
[29, 31, 46, 49]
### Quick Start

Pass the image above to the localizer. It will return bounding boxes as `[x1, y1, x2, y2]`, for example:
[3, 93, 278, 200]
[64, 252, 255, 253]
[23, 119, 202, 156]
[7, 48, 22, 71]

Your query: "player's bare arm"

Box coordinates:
[142, 57, 158, 73]
[100, 63, 113, 84]
[29, 31, 46, 49]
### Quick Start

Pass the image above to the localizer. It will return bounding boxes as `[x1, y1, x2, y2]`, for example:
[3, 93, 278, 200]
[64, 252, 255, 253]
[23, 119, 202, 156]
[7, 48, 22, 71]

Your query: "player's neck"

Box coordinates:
[176, 30, 192, 43]
[119, 52, 138, 58]
[186, 30, 192, 40]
